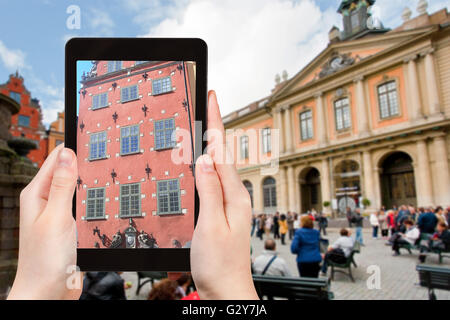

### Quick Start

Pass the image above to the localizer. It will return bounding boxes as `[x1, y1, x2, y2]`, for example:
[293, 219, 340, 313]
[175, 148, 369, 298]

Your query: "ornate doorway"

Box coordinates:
[380, 152, 417, 208]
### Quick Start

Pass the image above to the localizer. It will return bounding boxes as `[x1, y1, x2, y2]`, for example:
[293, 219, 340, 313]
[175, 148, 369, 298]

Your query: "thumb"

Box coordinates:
[195, 154, 227, 229]
[46, 148, 77, 216]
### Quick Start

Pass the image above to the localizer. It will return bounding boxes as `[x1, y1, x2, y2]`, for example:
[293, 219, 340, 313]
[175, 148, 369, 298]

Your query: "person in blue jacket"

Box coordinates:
[290, 215, 322, 278]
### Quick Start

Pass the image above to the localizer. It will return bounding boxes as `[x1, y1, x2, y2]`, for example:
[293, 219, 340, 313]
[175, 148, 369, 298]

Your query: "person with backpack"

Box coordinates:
[252, 239, 292, 277]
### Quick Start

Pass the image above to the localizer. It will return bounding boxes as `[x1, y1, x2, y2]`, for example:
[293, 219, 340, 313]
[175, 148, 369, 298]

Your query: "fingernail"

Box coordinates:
[58, 148, 73, 168]
[201, 154, 215, 173]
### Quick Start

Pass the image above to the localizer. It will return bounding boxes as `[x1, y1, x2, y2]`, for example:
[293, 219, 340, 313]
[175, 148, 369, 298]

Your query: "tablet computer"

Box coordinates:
[65, 38, 207, 271]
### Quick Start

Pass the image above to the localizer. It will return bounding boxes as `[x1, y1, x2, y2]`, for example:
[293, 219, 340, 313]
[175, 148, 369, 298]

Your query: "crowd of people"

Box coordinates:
[251, 204, 450, 279]
[78, 205, 450, 299]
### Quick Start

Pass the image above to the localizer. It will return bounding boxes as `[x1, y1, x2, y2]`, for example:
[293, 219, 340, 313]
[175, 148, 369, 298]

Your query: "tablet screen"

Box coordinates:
[76, 60, 196, 250]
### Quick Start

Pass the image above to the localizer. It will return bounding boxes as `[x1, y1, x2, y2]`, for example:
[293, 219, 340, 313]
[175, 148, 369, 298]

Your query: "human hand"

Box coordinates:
[190, 91, 258, 300]
[7, 145, 82, 300]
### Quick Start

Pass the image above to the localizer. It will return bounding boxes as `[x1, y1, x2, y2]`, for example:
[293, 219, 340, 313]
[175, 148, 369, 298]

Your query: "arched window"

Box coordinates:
[377, 81, 399, 119]
[243, 181, 253, 208]
[263, 177, 277, 210]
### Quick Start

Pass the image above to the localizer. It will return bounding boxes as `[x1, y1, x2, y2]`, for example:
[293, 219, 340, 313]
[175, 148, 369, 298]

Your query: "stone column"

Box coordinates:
[287, 165, 296, 212]
[274, 108, 285, 154]
[363, 150, 376, 212]
[433, 136, 450, 206]
[315, 92, 327, 146]
[279, 167, 288, 213]
[405, 56, 424, 121]
[253, 179, 263, 214]
[354, 76, 370, 137]
[321, 158, 331, 214]
[283, 106, 293, 153]
[416, 139, 434, 207]
[423, 50, 441, 117]
[373, 167, 382, 210]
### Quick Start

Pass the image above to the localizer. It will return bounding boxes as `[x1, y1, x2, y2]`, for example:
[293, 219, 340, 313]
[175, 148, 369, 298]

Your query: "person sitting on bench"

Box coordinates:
[419, 222, 450, 263]
[252, 239, 292, 277]
[320, 228, 354, 276]
[392, 219, 420, 256]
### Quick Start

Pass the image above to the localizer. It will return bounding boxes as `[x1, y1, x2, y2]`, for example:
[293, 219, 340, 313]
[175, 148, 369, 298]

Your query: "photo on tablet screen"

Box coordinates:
[76, 60, 196, 249]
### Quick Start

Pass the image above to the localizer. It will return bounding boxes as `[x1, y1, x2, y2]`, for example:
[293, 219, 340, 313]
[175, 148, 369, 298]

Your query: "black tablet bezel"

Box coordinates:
[65, 38, 207, 271]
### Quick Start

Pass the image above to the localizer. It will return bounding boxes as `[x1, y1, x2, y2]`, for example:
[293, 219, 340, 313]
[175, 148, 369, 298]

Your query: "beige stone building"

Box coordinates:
[224, 0, 450, 216]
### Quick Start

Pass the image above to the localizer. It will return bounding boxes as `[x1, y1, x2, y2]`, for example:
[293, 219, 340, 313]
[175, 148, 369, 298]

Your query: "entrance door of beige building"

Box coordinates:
[380, 152, 417, 209]
[300, 168, 322, 214]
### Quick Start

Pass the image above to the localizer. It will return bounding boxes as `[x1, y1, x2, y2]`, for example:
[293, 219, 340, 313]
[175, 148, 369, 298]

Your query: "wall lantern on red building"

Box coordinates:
[77, 176, 82, 190]
[79, 121, 85, 132]
[112, 111, 118, 123]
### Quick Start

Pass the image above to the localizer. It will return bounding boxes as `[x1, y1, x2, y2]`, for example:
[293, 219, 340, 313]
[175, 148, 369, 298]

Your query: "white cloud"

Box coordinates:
[87, 8, 115, 36]
[0, 40, 27, 71]
[0, 41, 64, 127]
[139, 0, 449, 117]
[141, 0, 341, 116]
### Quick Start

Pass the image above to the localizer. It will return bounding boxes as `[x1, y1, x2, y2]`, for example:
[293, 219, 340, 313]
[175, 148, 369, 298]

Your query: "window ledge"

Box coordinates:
[85, 216, 107, 221]
[91, 105, 109, 111]
[121, 97, 140, 104]
[157, 212, 184, 216]
[152, 89, 174, 97]
[120, 151, 141, 157]
[155, 146, 176, 152]
[119, 214, 143, 219]
[89, 157, 108, 162]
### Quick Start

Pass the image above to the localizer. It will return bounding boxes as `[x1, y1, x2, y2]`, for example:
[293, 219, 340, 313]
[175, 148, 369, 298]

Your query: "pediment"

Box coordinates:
[272, 27, 433, 101]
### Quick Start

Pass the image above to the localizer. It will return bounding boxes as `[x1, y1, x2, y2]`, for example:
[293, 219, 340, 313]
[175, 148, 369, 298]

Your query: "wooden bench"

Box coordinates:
[135, 271, 167, 295]
[398, 233, 432, 254]
[329, 241, 360, 282]
[416, 264, 450, 300]
[252, 275, 334, 300]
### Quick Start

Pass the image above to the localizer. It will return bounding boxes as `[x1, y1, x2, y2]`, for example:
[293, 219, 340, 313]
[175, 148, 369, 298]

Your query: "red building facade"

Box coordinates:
[76, 61, 196, 249]
[0, 72, 48, 167]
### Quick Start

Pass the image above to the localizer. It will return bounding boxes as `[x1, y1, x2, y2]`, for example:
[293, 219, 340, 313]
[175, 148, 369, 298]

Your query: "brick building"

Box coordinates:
[76, 60, 196, 249]
[0, 72, 48, 167]
[224, 0, 450, 216]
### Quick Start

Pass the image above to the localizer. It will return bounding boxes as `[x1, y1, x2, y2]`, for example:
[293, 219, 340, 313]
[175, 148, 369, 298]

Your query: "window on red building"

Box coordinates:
[18, 115, 30, 127]
[89, 131, 107, 160]
[120, 125, 140, 155]
[154, 118, 175, 150]
[121, 85, 138, 103]
[152, 77, 172, 95]
[86, 188, 105, 219]
[157, 179, 180, 214]
[92, 92, 108, 110]
[10, 91, 21, 104]
[107, 61, 122, 73]
[120, 183, 141, 217]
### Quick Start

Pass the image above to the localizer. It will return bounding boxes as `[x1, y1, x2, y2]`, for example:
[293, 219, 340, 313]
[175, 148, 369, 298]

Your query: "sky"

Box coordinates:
[0, 0, 448, 127]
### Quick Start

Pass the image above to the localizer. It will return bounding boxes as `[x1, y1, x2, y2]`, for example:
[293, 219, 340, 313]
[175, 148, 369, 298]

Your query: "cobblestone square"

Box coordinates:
[122, 227, 450, 300]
